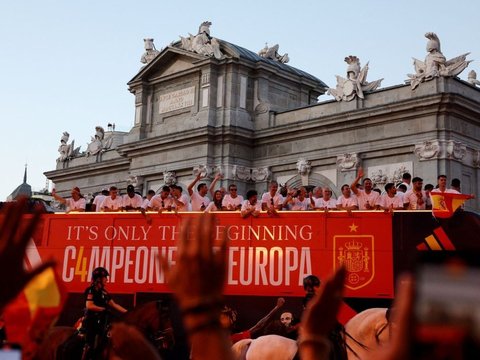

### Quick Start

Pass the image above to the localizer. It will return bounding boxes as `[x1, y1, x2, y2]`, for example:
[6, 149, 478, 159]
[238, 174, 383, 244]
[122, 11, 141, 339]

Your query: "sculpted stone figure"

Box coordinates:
[163, 171, 177, 186]
[407, 32, 471, 90]
[258, 43, 289, 64]
[337, 153, 359, 171]
[57, 132, 79, 162]
[179, 21, 224, 60]
[328, 56, 383, 102]
[140, 38, 160, 65]
[414, 140, 440, 160]
[296, 158, 311, 176]
[467, 70, 480, 86]
[86, 126, 105, 157]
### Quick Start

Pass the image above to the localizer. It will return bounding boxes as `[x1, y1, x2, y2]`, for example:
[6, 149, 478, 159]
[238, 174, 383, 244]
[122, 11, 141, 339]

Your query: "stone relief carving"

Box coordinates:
[140, 38, 160, 65]
[127, 175, 139, 187]
[414, 139, 467, 162]
[370, 169, 388, 186]
[179, 21, 224, 60]
[467, 70, 480, 86]
[336, 153, 359, 172]
[368, 163, 413, 189]
[407, 32, 471, 90]
[473, 150, 480, 168]
[446, 140, 466, 160]
[232, 165, 251, 181]
[57, 131, 80, 162]
[414, 140, 441, 160]
[163, 171, 177, 186]
[251, 167, 270, 182]
[328, 56, 383, 102]
[258, 43, 289, 64]
[85, 126, 114, 157]
[296, 158, 312, 176]
[193, 164, 212, 178]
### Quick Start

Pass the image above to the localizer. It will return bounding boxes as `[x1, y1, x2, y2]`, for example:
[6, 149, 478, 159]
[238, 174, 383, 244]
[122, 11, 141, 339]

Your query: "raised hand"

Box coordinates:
[0, 198, 55, 310]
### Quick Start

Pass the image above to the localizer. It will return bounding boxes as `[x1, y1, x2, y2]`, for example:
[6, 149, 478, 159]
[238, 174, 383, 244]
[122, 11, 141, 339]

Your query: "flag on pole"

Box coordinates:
[3, 267, 66, 359]
[430, 192, 473, 219]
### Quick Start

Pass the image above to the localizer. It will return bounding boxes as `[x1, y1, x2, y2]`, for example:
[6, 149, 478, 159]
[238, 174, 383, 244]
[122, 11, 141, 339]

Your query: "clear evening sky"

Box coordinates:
[1, 0, 478, 200]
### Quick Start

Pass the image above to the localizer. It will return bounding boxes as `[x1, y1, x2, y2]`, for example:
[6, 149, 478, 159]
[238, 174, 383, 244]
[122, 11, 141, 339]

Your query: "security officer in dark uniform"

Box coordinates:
[81, 267, 127, 360]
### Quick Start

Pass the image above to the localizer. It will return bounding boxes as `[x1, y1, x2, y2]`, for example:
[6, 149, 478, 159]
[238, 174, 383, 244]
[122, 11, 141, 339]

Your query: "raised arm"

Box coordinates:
[188, 173, 202, 197]
[209, 173, 223, 198]
[350, 167, 364, 196]
[51, 188, 67, 204]
[248, 297, 285, 337]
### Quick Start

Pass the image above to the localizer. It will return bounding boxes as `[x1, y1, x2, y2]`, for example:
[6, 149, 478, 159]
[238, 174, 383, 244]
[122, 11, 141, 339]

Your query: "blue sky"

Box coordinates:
[1, 0, 479, 200]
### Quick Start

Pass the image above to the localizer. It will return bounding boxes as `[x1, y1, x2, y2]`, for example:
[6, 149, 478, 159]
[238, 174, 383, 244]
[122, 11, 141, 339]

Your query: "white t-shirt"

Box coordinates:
[336, 195, 359, 209]
[241, 199, 262, 213]
[173, 194, 189, 211]
[66, 197, 86, 212]
[92, 194, 106, 212]
[377, 194, 403, 209]
[122, 194, 143, 210]
[261, 192, 284, 208]
[314, 198, 337, 209]
[288, 197, 310, 211]
[222, 194, 244, 210]
[403, 190, 428, 210]
[149, 195, 174, 211]
[204, 202, 222, 212]
[354, 189, 380, 210]
[190, 192, 211, 211]
[101, 196, 123, 211]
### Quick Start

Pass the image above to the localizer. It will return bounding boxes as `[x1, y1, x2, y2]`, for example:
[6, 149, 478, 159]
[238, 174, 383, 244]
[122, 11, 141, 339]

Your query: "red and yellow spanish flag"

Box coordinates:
[3, 268, 66, 359]
[430, 192, 473, 219]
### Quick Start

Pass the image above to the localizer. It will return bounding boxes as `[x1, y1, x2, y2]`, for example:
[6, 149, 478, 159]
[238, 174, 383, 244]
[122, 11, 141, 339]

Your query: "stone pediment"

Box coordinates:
[128, 46, 210, 85]
[129, 40, 327, 90]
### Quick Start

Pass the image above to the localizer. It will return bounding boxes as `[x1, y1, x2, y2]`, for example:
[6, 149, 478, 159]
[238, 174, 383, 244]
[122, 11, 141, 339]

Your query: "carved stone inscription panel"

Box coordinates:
[159, 86, 195, 114]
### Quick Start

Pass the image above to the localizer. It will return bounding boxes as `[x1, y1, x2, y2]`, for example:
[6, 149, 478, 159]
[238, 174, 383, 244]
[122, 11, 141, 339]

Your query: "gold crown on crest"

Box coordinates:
[344, 240, 363, 250]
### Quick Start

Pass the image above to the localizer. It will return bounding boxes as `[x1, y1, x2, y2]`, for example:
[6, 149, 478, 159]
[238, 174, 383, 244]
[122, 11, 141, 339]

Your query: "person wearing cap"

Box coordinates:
[92, 188, 109, 212]
[81, 267, 127, 359]
[52, 186, 86, 213]
[122, 185, 143, 211]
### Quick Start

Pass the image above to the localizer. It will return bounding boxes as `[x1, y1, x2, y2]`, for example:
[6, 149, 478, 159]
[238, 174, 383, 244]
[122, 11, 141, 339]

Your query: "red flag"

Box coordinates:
[3, 268, 66, 359]
[430, 192, 472, 219]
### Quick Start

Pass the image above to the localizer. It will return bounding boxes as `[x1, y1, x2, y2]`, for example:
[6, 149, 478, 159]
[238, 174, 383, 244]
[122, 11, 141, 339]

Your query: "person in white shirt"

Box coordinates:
[101, 186, 123, 212]
[187, 173, 211, 211]
[351, 167, 380, 210]
[403, 177, 428, 210]
[376, 183, 404, 211]
[400, 172, 412, 191]
[261, 181, 284, 214]
[92, 189, 109, 212]
[122, 185, 143, 211]
[241, 190, 262, 218]
[431, 175, 460, 194]
[142, 190, 156, 210]
[149, 186, 174, 212]
[313, 187, 337, 210]
[52, 186, 86, 213]
[283, 187, 310, 211]
[205, 190, 224, 212]
[222, 184, 243, 211]
[171, 185, 189, 212]
[336, 184, 359, 210]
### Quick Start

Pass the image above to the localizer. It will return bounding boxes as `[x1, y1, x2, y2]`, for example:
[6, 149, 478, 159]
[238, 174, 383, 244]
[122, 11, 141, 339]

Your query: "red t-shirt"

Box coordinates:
[230, 330, 251, 344]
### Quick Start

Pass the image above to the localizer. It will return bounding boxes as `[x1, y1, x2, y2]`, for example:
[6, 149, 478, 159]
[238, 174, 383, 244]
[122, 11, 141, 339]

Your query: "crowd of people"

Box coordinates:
[53, 169, 473, 215]
[0, 199, 416, 360]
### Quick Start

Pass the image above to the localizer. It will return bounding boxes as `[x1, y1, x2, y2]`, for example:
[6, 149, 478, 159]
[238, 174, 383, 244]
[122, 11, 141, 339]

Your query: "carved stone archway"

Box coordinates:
[284, 173, 339, 199]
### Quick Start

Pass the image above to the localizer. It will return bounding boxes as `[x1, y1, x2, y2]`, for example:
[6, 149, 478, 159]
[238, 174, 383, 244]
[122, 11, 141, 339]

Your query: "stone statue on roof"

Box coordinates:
[327, 56, 383, 102]
[57, 131, 80, 162]
[86, 126, 107, 157]
[258, 43, 289, 64]
[467, 70, 480, 87]
[407, 32, 471, 90]
[179, 21, 224, 60]
[140, 38, 160, 65]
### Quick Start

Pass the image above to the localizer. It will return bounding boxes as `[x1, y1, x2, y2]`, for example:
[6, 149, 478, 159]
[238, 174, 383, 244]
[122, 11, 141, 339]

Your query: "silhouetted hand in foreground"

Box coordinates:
[0, 198, 55, 310]
[161, 213, 228, 310]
